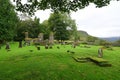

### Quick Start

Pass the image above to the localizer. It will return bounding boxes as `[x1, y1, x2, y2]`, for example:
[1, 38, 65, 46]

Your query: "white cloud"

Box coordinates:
[34, 10, 52, 23]
[70, 1, 120, 37]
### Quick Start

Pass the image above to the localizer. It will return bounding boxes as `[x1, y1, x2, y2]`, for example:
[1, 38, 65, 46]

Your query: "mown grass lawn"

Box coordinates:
[0, 42, 120, 80]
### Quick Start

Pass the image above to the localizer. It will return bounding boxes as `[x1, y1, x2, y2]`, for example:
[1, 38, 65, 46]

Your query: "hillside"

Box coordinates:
[100, 37, 120, 42]
[77, 30, 89, 37]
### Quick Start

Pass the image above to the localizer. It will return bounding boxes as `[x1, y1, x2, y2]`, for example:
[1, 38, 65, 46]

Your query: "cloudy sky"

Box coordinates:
[13, 1, 120, 38]
[34, 1, 120, 38]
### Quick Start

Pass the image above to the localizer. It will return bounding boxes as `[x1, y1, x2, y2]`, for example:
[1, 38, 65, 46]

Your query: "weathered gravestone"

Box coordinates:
[49, 44, 53, 49]
[45, 44, 49, 49]
[72, 44, 76, 48]
[24, 32, 32, 46]
[49, 32, 54, 45]
[38, 33, 43, 42]
[98, 48, 103, 58]
[0, 45, 1, 49]
[37, 46, 40, 50]
[57, 46, 60, 49]
[25, 32, 28, 38]
[5, 42, 10, 51]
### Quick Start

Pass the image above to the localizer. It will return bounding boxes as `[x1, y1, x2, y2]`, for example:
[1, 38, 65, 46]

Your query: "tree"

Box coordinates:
[0, 0, 19, 44]
[40, 20, 51, 40]
[112, 39, 120, 47]
[48, 12, 77, 41]
[13, 0, 118, 15]
[14, 17, 41, 47]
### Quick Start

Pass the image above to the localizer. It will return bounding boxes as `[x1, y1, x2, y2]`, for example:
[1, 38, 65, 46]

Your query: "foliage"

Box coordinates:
[48, 12, 77, 41]
[112, 39, 120, 47]
[40, 20, 51, 39]
[87, 36, 98, 42]
[0, 0, 19, 43]
[14, 17, 41, 41]
[12, 0, 117, 15]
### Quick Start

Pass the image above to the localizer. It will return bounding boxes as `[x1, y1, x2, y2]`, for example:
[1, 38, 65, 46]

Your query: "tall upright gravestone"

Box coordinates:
[38, 33, 43, 42]
[25, 32, 28, 38]
[98, 48, 103, 58]
[24, 32, 31, 46]
[49, 32, 54, 44]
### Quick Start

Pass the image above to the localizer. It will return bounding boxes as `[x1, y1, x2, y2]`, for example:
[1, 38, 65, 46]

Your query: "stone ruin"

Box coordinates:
[24, 32, 32, 46]
[24, 32, 54, 46]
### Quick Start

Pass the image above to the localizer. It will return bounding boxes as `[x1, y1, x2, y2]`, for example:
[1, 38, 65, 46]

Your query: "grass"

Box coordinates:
[0, 42, 120, 80]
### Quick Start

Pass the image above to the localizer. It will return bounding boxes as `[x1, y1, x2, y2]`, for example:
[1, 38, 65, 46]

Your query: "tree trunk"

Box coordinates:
[19, 41, 22, 48]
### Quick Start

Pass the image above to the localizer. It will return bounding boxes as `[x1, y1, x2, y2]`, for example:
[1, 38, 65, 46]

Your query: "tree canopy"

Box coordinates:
[14, 17, 41, 41]
[13, 0, 118, 15]
[48, 12, 77, 41]
[0, 0, 19, 43]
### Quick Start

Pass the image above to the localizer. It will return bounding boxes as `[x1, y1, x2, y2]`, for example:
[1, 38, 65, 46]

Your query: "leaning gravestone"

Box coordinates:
[98, 48, 103, 58]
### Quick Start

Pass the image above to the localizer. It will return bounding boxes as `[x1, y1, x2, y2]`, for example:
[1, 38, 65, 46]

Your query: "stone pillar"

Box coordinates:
[38, 33, 44, 42]
[49, 32, 54, 44]
[98, 48, 103, 58]
[25, 32, 28, 38]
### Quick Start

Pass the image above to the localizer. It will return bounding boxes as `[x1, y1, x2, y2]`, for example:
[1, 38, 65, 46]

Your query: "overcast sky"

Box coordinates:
[13, 1, 120, 38]
[34, 1, 120, 38]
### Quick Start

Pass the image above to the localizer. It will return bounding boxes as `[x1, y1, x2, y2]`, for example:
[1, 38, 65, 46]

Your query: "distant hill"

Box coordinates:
[77, 30, 120, 42]
[100, 37, 120, 42]
[77, 30, 89, 41]
[77, 30, 108, 42]
[77, 30, 99, 41]
[77, 30, 89, 37]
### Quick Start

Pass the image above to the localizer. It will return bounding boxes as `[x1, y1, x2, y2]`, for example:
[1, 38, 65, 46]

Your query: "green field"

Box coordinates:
[0, 42, 120, 80]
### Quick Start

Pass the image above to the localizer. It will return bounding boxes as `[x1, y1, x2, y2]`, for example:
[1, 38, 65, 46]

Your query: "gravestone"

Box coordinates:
[37, 46, 40, 50]
[49, 32, 54, 44]
[49, 44, 53, 49]
[24, 32, 32, 46]
[98, 48, 103, 58]
[57, 46, 60, 49]
[67, 50, 70, 53]
[0, 45, 1, 49]
[38, 33, 43, 42]
[25, 32, 28, 38]
[45, 44, 48, 49]
[72, 44, 76, 48]
[5, 42, 10, 50]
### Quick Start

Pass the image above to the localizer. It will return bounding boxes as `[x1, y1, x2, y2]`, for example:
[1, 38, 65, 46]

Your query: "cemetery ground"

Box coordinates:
[0, 42, 120, 80]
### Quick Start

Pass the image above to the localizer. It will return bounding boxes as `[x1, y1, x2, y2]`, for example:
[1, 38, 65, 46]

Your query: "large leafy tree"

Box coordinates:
[48, 12, 77, 41]
[0, 0, 19, 44]
[13, 0, 118, 15]
[14, 17, 41, 47]
[40, 20, 51, 39]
